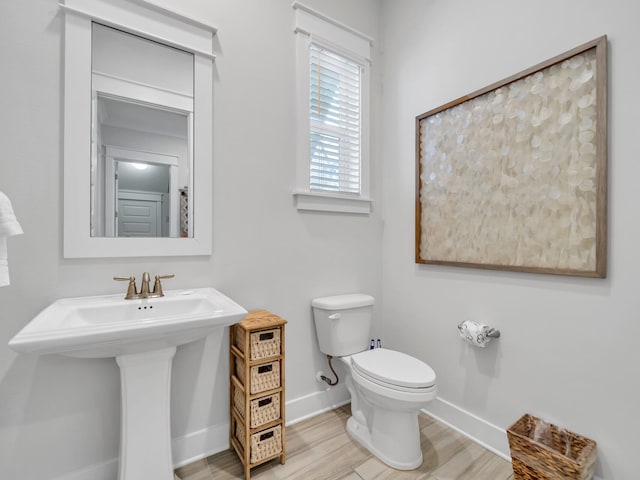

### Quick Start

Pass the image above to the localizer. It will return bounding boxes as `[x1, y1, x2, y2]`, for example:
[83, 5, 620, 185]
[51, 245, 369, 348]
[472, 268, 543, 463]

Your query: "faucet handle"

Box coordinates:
[113, 275, 138, 299]
[113, 275, 134, 281]
[153, 274, 174, 297]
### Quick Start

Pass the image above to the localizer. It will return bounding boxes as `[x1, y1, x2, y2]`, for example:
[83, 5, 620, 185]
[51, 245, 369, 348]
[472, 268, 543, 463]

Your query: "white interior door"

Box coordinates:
[117, 192, 162, 237]
[104, 145, 179, 237]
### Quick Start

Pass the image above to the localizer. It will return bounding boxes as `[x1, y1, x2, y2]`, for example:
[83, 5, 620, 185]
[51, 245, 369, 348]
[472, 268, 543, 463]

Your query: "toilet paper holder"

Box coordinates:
[457, 321, 501, 338]
[486, 328, 501, 338]
[457, 320, 501, 348]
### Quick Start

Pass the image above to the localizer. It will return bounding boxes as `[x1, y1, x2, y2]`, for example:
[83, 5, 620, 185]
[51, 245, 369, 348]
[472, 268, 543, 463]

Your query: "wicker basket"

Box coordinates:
[235, 327, 281, 360]
[507, 414, 597, 480]
[235, 423, 282, 464]
[235, 358, 281, 394]
[234, 357, 245, 385]
[233, 386, 281, 428]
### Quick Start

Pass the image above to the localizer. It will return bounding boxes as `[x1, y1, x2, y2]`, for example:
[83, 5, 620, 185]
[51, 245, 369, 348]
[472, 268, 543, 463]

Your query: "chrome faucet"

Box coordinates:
[113, 273, 175, 300]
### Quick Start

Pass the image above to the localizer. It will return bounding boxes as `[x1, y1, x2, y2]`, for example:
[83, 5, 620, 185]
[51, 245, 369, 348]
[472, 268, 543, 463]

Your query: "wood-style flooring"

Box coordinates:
[174, 405, 515, 480]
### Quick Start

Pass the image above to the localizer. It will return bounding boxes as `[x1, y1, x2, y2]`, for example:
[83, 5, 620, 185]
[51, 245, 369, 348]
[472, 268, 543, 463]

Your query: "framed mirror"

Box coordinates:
[61, 0, 216, 257]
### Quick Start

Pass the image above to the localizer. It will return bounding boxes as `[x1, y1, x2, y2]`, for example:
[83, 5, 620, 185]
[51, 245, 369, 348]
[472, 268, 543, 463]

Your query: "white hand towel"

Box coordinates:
[0, 191, 23, 287]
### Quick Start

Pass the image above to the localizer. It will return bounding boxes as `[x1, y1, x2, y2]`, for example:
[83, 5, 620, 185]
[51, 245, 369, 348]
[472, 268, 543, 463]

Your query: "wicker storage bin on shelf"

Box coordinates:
[235, 423, 282, 464]
[507, 414, 597, 480]
[235, 357, 280, 394]
[233, 386, 281, 429]
[235, 327, 281, 360]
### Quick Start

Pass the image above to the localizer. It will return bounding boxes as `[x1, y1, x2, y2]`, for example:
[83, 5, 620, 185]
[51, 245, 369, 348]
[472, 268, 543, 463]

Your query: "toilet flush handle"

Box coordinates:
[328, 313, 341, 320]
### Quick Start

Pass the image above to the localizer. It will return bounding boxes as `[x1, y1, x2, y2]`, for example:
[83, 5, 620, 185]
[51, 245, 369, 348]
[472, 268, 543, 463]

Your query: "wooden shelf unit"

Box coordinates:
[229, 310, 287, 480]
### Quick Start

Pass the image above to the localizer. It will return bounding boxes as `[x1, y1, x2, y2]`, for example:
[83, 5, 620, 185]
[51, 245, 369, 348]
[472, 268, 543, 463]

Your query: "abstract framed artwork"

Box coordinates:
[415, 36, 607, 277]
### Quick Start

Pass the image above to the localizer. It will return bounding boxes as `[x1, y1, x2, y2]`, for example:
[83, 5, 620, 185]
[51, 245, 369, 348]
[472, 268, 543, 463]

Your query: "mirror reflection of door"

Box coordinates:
[103, 147, 179, 238]
[117, 192, 162, 237]
[116, 161, 168, 237]
[90, 23, 193, 238]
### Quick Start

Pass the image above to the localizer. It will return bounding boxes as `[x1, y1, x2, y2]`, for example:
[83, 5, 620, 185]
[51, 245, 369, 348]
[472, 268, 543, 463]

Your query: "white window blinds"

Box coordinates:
[309, 44, 362, 194]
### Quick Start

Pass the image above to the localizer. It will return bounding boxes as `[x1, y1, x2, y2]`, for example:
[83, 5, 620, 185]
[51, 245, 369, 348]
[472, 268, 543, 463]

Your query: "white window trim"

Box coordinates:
[293, 1, 373, 214]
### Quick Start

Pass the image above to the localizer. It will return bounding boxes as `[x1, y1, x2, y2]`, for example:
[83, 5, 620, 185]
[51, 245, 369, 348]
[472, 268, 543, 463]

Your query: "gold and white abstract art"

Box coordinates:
[416, 37, 607, 277]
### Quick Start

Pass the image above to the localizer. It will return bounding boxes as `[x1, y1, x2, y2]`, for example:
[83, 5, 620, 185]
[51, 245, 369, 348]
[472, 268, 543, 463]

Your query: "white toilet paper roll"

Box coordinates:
[458, 320, 492, 348]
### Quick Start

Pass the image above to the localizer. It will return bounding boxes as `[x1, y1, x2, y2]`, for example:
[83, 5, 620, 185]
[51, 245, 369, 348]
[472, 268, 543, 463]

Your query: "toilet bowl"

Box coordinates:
[312, 294, 437, 470]
[338, 349, 436, 469]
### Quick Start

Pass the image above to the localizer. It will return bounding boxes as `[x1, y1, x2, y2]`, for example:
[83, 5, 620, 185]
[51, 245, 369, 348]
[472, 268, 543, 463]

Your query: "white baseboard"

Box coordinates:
[50, 458, 118, 480]
[59, 391, 605, 480]
[421, 397, 511, 461]
[171, 422, 231, 469]
[285, 384, 350, 426]
[171, 384, 346, 469]
[52, 385, 350, 480]
[172, 385, 349, 467]
[422, 398, 604, 480]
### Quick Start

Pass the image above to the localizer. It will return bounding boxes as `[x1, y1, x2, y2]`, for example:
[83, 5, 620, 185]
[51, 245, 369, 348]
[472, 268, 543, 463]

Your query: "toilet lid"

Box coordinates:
[351, 349, 436, 389]
[311, 294, 374, 310]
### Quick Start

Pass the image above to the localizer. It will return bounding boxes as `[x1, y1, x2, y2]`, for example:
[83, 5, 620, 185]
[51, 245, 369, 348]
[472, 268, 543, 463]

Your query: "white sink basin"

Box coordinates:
[9, 287, 247, 358]
[9, 286, 247, 480]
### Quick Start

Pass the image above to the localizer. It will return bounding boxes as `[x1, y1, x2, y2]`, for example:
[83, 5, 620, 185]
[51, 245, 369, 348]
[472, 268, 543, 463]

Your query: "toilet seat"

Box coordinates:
[350, 348, 436, 391]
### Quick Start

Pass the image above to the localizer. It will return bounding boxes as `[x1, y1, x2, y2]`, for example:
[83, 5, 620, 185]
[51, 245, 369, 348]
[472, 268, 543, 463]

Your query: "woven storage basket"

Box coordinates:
[235, 327, 281, 360]
[235, 357, 281, 394]
[250, 425, 282, 464]
[234, 327, 246, 355]
[250, 329, 281, 359]
[234, 416, 247, 452]
[235, 357, 245, 384]
[242, 359, 280, 394]
[233, 386, 280, 429]
[235, 423, 282, 464]
[251, 360, 280, 394]
[507, 414, 597, 480]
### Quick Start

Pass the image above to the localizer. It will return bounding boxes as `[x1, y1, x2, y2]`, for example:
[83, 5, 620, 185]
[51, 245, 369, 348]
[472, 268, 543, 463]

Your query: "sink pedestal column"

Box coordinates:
[116, 346, 177, 480]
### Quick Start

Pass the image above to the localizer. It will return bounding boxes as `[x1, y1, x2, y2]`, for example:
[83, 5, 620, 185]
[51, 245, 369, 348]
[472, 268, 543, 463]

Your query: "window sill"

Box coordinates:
[293, 191, 372, 215]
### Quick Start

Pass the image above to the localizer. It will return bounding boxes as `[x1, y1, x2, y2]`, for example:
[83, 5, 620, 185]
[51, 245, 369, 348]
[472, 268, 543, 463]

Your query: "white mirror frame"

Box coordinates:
[61, 0, 216, 257]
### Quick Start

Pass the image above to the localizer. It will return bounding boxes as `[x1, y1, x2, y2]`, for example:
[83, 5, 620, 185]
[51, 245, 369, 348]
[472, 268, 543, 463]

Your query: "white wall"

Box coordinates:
[9, 1, 635, 479]
[0, 1, 381, 478]
[380, 1, 640, 479]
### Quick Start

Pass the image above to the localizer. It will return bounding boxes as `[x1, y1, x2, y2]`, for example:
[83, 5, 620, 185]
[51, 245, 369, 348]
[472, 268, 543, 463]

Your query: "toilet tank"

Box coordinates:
[312, 294, 374, 357]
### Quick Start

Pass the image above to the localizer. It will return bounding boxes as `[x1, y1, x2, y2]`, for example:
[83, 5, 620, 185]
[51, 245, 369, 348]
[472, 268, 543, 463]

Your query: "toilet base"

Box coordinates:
[346, 416, 423, 470]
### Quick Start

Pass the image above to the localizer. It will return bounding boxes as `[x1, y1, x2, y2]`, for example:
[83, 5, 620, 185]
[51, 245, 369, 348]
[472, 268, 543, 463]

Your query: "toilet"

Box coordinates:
[312, 294, 437, 470]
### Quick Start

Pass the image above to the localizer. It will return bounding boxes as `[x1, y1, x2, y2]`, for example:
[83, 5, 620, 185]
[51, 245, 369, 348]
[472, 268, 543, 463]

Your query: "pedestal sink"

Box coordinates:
[9, 287, 247, 480]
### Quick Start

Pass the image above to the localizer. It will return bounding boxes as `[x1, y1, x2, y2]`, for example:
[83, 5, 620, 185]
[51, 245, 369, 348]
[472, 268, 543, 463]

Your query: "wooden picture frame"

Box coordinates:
[415, 36, 607, 277]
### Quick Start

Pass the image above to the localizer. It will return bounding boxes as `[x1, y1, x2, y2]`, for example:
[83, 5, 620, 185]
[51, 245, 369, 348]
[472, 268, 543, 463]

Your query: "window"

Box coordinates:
[309, 44, 361, 194]
[293, 2, 372, 214]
